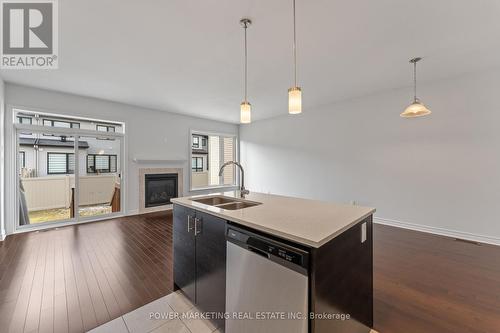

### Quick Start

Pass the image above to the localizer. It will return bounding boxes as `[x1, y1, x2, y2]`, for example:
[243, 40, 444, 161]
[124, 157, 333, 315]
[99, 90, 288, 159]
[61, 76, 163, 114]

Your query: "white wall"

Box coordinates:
[240, 68, 500, 244]
[4, 83, 238, 235]
[0, 78, 5, 240]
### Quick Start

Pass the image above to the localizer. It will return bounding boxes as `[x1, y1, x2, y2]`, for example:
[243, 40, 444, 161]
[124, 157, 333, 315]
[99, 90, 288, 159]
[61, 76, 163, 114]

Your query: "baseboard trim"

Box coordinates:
[127, 209, 140, 216]
[374, 217, 500, 246]
[0, 233, 5, 241]
[127, 208, 172, 217]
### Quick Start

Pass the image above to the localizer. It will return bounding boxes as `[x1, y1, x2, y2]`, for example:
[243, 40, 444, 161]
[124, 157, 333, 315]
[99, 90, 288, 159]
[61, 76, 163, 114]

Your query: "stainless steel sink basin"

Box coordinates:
[190, 196, 261, 210]
[191, 196, 238, 206]
[216, 201, 260, 210]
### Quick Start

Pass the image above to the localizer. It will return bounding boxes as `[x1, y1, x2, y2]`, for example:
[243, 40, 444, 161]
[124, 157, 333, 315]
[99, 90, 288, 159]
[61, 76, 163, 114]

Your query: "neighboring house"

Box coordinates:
[191, 134, 208, 172]
[17, 113, 121, 177]
[190, 133, 235, 189]
[16, 112, 123, 224]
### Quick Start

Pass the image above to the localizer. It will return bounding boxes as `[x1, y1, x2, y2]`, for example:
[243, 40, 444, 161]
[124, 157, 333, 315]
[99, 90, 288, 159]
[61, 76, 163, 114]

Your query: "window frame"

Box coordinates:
[189, 130, 238, 191]
[47, 152, 75, 175]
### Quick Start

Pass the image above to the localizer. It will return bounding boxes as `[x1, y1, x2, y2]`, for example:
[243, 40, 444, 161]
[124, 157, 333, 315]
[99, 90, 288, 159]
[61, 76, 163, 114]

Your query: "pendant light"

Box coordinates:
[288, 0, 302, 114]
[240, 18, 252, 124]
[401, 57, 431, 118]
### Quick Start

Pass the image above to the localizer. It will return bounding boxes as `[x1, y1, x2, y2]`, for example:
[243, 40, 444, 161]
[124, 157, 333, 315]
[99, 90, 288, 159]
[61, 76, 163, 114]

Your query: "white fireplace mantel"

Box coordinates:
[133, 157, 187, 164]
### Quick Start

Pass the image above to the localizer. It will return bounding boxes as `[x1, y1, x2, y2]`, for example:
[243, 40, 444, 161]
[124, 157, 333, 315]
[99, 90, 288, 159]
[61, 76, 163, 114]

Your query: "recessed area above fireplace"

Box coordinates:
[145, 173, 178, 208]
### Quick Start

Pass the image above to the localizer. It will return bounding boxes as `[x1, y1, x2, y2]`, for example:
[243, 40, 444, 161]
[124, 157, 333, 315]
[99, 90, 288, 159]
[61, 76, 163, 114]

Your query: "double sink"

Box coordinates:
[190, 195, 261, 210]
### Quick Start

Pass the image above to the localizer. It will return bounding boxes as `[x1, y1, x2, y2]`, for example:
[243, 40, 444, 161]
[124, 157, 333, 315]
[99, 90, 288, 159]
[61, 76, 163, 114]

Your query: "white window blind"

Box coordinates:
[222, 137, 235, 185]
[48, 153, 74, 174]
[209, 136, 220, 186]
[95, 155, 109, 171]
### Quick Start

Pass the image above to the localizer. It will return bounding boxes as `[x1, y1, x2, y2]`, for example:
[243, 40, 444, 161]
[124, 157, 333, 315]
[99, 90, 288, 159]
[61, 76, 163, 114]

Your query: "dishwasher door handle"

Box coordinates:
[248, 246, 270, 259]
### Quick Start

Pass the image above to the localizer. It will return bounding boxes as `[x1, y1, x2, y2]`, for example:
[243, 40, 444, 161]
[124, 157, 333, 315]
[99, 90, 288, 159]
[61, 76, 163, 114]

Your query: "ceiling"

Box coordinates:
[1, 0, 500, 123]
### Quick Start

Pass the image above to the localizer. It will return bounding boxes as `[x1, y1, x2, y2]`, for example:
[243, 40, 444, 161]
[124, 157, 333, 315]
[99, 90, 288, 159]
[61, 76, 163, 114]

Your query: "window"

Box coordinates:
[19, 151, 26, 169]
[192, 136, 200, 148]
[192, 157, 203, 172]
[87, 154, 117, 173]
[17, 116, 32, 124]
[43, 119, 80, 138]
[47, 153, 75, 174]
[96, 125, 115, 140]
[96, 125, 115, 132]
[192, 135, 208, 150]
[43, 119, 80, 128]
[190, 133, 237, 190]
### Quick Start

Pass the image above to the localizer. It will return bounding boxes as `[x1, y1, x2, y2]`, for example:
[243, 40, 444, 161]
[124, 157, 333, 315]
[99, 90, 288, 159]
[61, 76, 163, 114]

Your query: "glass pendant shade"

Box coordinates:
[288, 86, 302, 114]
[401, 99, 431, 118]
[240, 101, 251, 124]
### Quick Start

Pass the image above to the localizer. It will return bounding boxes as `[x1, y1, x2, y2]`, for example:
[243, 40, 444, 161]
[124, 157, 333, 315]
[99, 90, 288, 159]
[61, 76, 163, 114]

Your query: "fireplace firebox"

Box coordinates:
[145, 173, 178, 208]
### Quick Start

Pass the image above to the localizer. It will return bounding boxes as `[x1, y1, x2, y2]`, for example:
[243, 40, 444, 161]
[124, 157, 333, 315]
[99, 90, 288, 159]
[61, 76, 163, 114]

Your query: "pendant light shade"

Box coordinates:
[240, 18, 252, 124]
[240, 101, 251, 123]
[288, 87, 302, 114]
[401, 99, 431, 118]
[401, 57, 431, 118]
[288, 0, 302, 114]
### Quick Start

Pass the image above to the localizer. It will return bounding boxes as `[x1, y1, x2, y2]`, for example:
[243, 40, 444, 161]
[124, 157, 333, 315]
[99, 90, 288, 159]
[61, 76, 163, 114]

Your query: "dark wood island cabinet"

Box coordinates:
[173, 192, 374, 333]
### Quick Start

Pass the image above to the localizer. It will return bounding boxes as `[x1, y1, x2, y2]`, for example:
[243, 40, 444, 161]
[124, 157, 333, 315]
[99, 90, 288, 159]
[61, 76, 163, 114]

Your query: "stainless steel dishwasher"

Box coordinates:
[225, 224, 309, 333]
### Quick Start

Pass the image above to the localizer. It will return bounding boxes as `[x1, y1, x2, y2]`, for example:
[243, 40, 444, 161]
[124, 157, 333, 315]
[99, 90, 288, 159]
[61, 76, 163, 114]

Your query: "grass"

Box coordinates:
[28, 205, 113, 223]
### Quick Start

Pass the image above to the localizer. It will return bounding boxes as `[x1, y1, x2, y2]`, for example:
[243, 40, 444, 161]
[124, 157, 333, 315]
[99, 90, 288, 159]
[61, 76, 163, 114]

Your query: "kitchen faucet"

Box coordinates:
[219, 161, 249, 198]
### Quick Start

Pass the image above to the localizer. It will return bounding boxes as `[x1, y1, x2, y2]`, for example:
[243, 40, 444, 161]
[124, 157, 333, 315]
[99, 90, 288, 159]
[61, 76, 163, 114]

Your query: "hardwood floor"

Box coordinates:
[0, 211, 173, 333]
[374, 224, 500, 333]
[1, 212, 499, 333]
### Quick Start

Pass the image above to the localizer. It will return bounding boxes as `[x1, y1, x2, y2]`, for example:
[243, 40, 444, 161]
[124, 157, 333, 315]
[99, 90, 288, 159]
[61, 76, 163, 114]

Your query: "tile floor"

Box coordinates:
[89, 290, 379, 333]
[88, 290, 220, 333]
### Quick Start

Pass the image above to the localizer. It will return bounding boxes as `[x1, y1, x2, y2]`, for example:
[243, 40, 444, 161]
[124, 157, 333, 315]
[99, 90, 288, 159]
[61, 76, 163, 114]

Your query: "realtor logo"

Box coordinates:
[1, 0, 58, 69]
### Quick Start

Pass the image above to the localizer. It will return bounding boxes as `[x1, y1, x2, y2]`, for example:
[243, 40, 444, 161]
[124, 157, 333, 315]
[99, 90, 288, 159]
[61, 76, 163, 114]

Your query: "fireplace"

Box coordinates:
[144, 173, 178, 208]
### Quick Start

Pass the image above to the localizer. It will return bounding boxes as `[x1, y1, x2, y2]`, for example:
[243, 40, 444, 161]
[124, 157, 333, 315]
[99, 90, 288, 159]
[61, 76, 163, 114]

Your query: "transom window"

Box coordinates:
[96, 125, 115, 132]
[43, 119, 80, 129]
[17, 116, 32, 124]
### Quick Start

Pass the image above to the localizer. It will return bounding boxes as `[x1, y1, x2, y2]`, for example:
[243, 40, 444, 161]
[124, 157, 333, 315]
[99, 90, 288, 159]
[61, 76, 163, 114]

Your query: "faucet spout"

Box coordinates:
[219, 161, 249, 198]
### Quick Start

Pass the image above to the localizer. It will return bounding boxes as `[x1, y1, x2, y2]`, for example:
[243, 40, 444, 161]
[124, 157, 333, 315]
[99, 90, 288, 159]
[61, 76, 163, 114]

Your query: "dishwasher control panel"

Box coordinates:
[226, 227, 309, 270]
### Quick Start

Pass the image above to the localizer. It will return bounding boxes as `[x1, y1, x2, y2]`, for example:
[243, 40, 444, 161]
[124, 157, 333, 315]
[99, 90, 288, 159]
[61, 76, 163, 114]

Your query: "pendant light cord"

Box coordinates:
[244, 22, 248, 103]
[413, 60, 417, 102]
[293, 0, 297, 87]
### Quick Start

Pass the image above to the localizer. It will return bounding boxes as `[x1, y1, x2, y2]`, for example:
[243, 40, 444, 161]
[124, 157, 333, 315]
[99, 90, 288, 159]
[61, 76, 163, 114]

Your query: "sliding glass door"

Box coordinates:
[15, 109, 124, 229]
[18, 129, 77, 225]
[77, 135, 122, 219]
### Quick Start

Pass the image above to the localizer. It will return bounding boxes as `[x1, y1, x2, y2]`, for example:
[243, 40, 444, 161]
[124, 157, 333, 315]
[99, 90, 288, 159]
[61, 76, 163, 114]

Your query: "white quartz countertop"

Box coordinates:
[171, 191, 375, 248]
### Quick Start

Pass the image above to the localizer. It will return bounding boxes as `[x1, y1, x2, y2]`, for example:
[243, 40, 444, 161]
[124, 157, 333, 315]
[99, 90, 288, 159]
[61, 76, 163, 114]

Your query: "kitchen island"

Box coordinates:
[171, 191, 375, 333]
